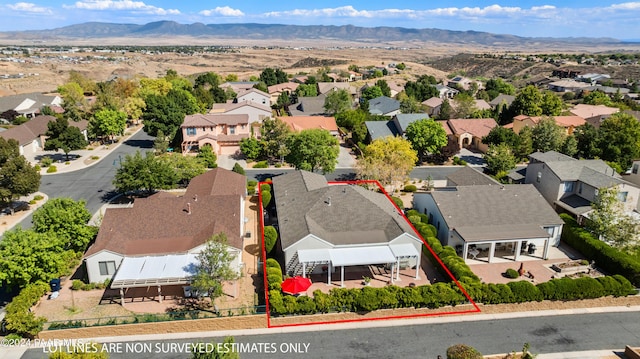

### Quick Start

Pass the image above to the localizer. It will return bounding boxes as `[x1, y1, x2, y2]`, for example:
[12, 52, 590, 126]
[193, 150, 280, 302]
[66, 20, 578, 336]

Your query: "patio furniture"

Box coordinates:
[468, 248, 480, 259]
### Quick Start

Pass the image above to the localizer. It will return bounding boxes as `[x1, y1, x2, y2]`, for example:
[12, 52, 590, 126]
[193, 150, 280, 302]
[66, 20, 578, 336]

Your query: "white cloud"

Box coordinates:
[7, 2, 52, 14]
[609, 2, 640, 10]
[199, 6, 244, 17]
[67, 0, 180, 15]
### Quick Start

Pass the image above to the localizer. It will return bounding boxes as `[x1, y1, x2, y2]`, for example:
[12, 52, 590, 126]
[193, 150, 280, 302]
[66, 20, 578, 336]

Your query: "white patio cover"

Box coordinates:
[298, 246, 399, 267]
[111, 254, 199, 289]
[390, 243, 419, 258]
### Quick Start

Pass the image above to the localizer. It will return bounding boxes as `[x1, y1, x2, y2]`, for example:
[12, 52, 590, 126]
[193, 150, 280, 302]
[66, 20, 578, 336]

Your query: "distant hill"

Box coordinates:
[1, 21, 621, 45]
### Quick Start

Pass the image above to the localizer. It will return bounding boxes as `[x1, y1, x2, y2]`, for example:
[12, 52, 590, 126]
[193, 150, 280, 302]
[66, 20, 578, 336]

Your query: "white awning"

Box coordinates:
[111, 254, 199, 289]
[298, 248, 331, 263]
[330, 247, 396, 266]
[390, 243, 419, 258]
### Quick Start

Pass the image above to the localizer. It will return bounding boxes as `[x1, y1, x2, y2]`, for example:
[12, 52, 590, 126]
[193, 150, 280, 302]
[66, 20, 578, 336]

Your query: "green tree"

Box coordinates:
[0, 228, 69, 289]
[263, 226, 277, 254]
[482, 126, 518, 147]
[153, 129, 169, 154]
[531, 117, 565, 152]
[191, 233, 240, 301]
[484, 143, 517, 176]
[514, 126, 534, 160]
[44, 117, 88, 160]
[239, 137, 262, 161]
[587, 187, 639, 250]
[90, 109, 127, 143]
[404, 75, 438, 102]
[452, 93, 478, 119]
[484, 78, 515, 99]
[113, 151, 177, 194]
[32, 198, 96, 253]
[0, 138, 40, 205]
[361, 86, 383, 101]
[597, 113, 640, 169]
[232, 162, 245, 175]
[324, 89, 352, 115]
[583, 90, 613, 106]
[285, 129, 339, 173]
[191, 337, 239, 359]
[541, 91, 564, 116]
[58, 82, 88, 121]
[296, 83, 318, 97]
[574, 123, 600, 159]
[196, 144, 218, 168]
[560, 135, 578, 157]
[335, 109, 369, 145]
[376, 79, 391, 97]
[436, 99, 453, 120]
[399, 95, 423, 114]
[142, 88, 199, 138]
[509, 85, 543, 117]
[261, 190, 272, 209]
[161, 153, 207, 186]
[405, 118, 448, 161]
[260, 118, 291, 161]
[358, 136, 417, 191]
[259, 68, 278, 86]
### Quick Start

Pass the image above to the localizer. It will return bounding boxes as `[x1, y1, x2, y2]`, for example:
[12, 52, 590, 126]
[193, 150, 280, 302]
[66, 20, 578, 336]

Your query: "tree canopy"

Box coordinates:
[531, 117, 565, 153]
[191, 233, 239, 301]
[32, 198, 96, 253]
[0, 138, 40, 205]
[484, 143, 517, 177]
[90, 108, 127, 142]
[44, 117, 88, 160]
[405, 118, 448, 161]
[358, 136, 417, 190]
[597, 113, 640, 170]
[324, 89, 352, 115]
[113, 151, 177, 194]
[285, 129, 339, 173]
[587, 186, 639, 250]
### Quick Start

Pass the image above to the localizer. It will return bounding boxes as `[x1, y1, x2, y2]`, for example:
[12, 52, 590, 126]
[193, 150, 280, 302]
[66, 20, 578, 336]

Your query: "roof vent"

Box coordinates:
[194, 194, 198, 202]
[186, 202, 191, 215]
[326, 197, 331, 206]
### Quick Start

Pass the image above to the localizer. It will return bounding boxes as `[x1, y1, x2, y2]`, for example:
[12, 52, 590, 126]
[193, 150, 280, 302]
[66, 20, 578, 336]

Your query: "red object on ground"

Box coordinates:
[281, 276, 312, 294]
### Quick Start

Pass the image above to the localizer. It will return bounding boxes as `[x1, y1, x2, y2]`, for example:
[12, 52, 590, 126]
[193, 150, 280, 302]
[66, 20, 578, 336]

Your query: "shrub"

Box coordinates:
[266, 258, 281, 271]
[452, 157, 468, 166]
[71, 279, 83, 290]
[263, 226, 278, 254]
[232, 162, 245, 175]
[90, 156, 100, 160]
[505, 268, 519, 279]
[40, 157, 53, 167]
[261, 190, 272, 208]
[390, 196, 404, 209]
[260, 184, 272, 193]
[4, 282, 48, 338]
[33, 195, 44, 201]
[253, 161, 269, 168]
[65, 161, 70, 165]
[34, 165, 41, 172]
[446, 344, 483, 359]
[29, 200, 36, 205]
[408, 215, 422, 225]
[275, 163, 282, 168]
[46, 165, 57, 173]
[507, 280, 542, 302]
[402, 184, 417, 192]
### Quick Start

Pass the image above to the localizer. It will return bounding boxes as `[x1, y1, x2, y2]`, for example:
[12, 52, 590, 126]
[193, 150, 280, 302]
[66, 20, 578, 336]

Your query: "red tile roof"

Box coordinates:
[278, 116, 338, 133]
[447, 118, 497, 138]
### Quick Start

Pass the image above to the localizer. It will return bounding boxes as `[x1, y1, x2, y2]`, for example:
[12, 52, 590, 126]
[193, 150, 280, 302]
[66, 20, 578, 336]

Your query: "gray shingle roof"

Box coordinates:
[446, 166, 500, 187]
[290, 94, 327, 116]
[429, 184, 563, 242]
[272, 171, 414, 250]
[393, 114, 429, 133]
[489, 94, 516, 107]
[368, 96, 400, 116]
[365, 121, 399, 140]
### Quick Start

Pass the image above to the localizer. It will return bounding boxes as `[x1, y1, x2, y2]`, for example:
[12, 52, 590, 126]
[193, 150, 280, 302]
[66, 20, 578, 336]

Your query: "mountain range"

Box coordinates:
[0, 21, 621, 45]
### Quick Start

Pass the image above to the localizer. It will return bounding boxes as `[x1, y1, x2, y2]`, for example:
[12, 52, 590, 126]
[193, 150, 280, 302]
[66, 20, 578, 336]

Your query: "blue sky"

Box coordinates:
[1, 1, 639, 39]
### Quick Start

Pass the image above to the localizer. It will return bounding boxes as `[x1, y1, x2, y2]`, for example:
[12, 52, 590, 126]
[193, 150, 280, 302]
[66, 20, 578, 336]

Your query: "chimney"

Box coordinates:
[186, 202, 191, 215]
[326, 197, 331, 206]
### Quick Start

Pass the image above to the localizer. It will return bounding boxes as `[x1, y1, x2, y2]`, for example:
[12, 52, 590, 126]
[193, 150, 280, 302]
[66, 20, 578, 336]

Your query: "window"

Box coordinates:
[536, 172, 542, 183]
[564, 182, 574, 193]
[186, 127, 196, 136]
[99, 261, 116, 276]
[229, 126, 236, 135]
[578, 183, 582, 194]
[633, 164, 639, 174]
[617, 191, 628, 203]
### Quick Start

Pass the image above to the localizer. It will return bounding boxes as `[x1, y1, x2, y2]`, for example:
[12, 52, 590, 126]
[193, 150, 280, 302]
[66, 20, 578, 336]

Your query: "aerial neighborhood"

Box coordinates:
[1, 45, 640, 357]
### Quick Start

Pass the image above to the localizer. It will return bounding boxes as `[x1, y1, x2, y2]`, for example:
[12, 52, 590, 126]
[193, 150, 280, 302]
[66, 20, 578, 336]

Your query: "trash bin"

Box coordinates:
[49, 278, 61, 292]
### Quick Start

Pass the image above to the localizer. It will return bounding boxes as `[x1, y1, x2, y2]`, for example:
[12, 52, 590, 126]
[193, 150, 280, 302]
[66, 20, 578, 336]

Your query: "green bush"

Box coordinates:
[408, 215, 421, 225]
[46, 165, 57, 173]
[505, 268, 519, 279]
[34, 165, 41, 172]
[452, 157, 468, 166]
[261, 190, 272, 208]
[260, 184, 271, 192]
[266, 258, 281, 271]
[447, 344, 482, 359]
[253, 161, 269, 168]
[33, 194, 44, 201]
[71, 280, 83, 291]
[275, 163, 282, 168]
[390, 196, 404, 209]
[40, 157, 53, 167]
[4, 282, 48, 338]
[402, 184, 417, 192]
[507, 281, 542, 302]
[247, 180, 258, 194]
[263, 226, 278, 254]
[90, 155, 100, 160]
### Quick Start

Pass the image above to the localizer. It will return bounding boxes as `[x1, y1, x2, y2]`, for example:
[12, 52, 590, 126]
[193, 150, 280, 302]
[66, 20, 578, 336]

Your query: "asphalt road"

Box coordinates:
[245, 166, 463, 183]
[19, 311, 640, 358]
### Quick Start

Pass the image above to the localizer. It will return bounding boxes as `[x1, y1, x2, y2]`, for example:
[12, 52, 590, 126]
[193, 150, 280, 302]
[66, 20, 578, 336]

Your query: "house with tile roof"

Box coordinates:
[413, 183, 564, 263]
[569, 104, 619, 128]
[235, 88, 270, 107]
[180, 113, 250, 155]
[272, 171, 424, 286]
[0, 93, 62, 118]
[511, 115, 586, 135]
[84, 168, 246, 300]
[278, 116, 339, 137]
[422, 97, 444, 117]
[447, 118, 497, 153]
[317, 82, 357, 96]
[210, 101, 271, 125]
[524, 151, 640, 219]
[0, 115, 88, 156]
[267, 82, 299, 105]
[218, 81, 259, 94]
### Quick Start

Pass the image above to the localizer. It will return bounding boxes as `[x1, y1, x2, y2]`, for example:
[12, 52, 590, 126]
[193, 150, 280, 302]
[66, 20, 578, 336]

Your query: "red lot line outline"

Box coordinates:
[259, 178, 480, 329]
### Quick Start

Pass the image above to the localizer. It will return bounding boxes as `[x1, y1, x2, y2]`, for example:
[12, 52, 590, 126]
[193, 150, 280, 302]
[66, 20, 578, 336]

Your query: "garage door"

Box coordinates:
[219, 145, 239, 155]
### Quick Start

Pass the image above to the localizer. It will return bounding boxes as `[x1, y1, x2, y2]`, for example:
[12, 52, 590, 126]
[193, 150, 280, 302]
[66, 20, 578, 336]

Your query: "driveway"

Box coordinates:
[457, 148, 485, 166]
[337, 143, 357, 168]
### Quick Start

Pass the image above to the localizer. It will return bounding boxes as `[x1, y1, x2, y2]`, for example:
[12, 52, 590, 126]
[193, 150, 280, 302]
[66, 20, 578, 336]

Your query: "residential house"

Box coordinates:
[218, 81, 259, 94]
[235, 88, 270, 107]
[278, 116, 339, 137]
[364, 113, 430, 142]
[180, 113, 250, 155]
[413, 184, 564, 263]
[624, 160, 640, 187]
[449, 98, 491, 116]
[446, 118, 497, 153]
[435, 84, 459, 99]
[422, 97, 443, 117]
[445, 165, 501, 187]
[524, 151, 640, 219]
[387, 82, 404, 98]
[289, 94, 328, 116]
[368, 96, 400, 117]
[0, 115, 88, 156]
[447, 76, 481, 91]
[569, 104, 619, 128]
[83, 168, 246, 301]
[210, 101, 271, 125]
[0, 92, 63, 118]
[547, 79, 590, 93]
[267, 82, 299, 106]
[272, 171, 424, 286]
[511, 115, 586, 135]
[317, 82, 357, 96]
[489, 94, 515, 109]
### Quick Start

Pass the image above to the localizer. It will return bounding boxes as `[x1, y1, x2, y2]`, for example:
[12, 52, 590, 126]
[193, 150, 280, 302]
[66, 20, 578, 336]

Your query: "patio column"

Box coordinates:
[390, 262, 395, 284]
[120, 288, 125, 306]
[414, 256, 420, 280]
[302, 262, 306, 278]
[488, 242, 496, 263]
[340, 266, 345, 288]
[327, 262, 332, 285]
[157, 286, 162, 303]
[514, 241, 523, 261]
[543, 238, 550, 259]
[395, 259, 400, 281]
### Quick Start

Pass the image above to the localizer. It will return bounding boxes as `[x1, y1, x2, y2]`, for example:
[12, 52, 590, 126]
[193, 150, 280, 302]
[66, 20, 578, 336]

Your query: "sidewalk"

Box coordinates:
[24, 125, 143, 175]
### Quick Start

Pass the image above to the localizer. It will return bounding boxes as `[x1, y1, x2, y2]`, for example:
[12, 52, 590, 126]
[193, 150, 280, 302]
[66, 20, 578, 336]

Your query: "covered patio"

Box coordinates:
[296, 244, 421, 288]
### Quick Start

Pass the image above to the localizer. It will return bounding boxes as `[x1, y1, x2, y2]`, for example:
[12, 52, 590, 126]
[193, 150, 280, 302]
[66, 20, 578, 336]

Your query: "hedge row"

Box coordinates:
[268, 274, 635, 316]
[4, 282, 48, 338]
[560, 214, 640, 286]
[266, 258, 283, 291]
